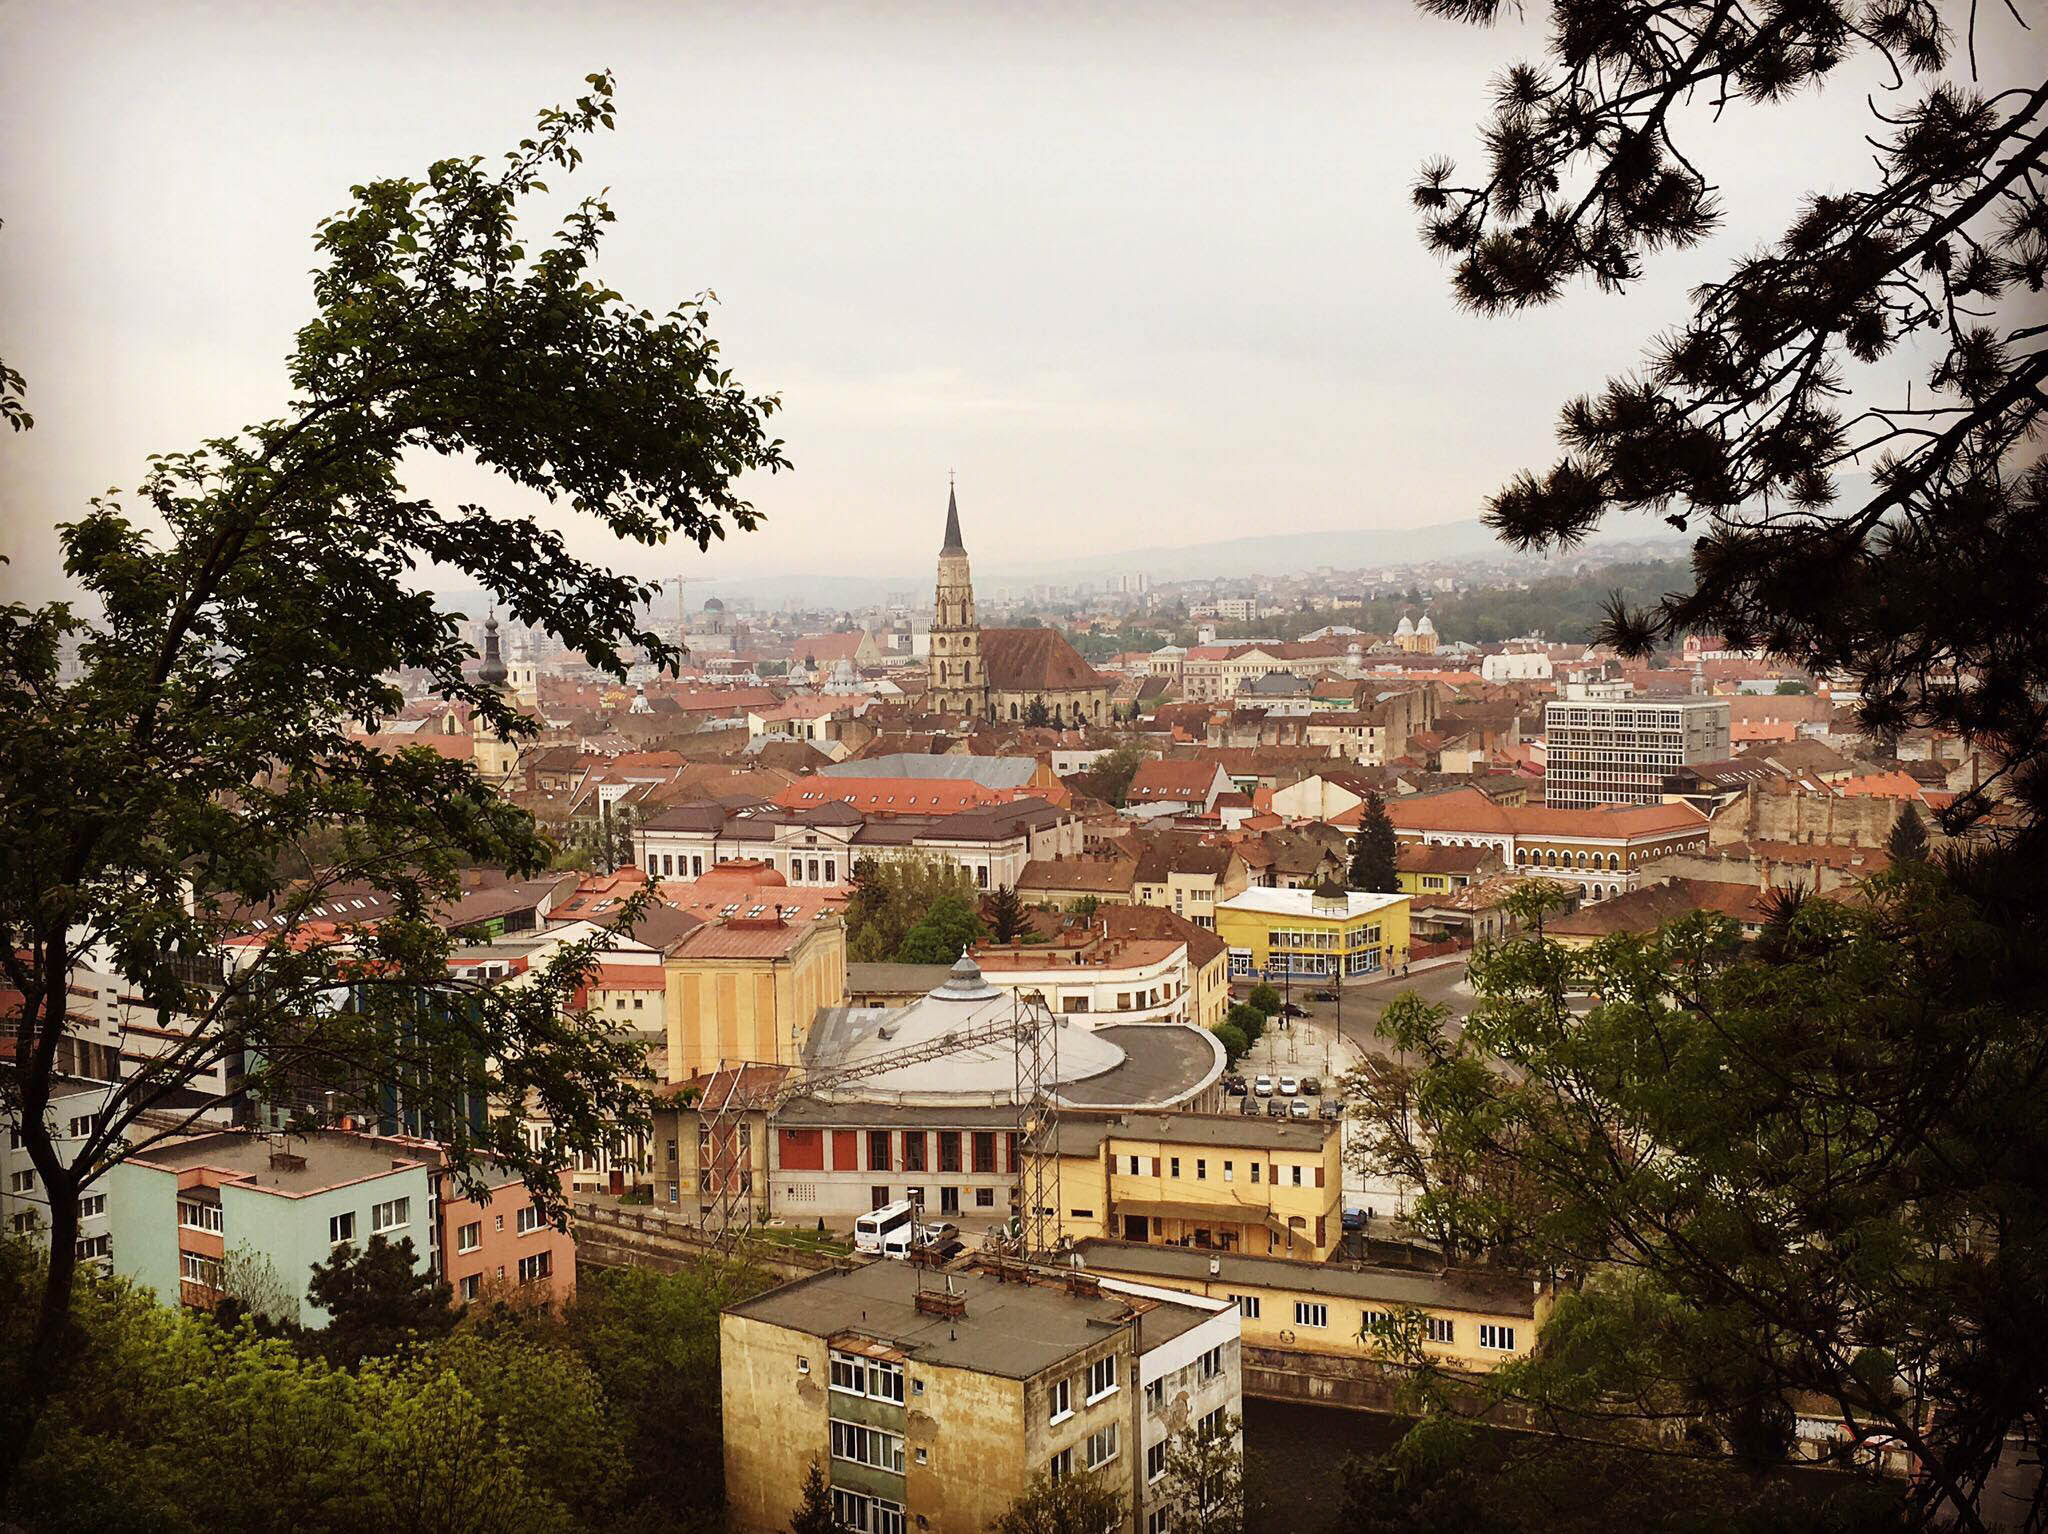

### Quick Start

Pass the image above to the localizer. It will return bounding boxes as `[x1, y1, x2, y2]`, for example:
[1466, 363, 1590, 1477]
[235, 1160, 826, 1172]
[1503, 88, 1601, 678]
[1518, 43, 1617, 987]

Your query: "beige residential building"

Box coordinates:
[1057, 1111, 1344, 1260]
[663, 913, 848, 1082]
[1127, 836, 1249, 930]
[721, 1261, 1242, 1534]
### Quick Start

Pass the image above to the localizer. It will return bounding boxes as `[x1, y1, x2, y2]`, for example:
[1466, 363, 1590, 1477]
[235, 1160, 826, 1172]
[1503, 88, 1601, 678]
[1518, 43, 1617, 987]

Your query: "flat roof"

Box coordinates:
[1091, 1109, 1335, 1153]
[726, 1260, 1210, 1379]
[1217, 888, 1408, 920]
[1071, 1238, 1538, 1318]
[132, 1130, 423, 1197]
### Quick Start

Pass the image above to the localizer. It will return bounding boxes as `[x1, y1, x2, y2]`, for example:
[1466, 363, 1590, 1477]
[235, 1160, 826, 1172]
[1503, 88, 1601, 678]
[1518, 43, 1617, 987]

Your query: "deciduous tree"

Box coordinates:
[1367, 874, 2047, 1531]
[990, 1471, 1126, 1534]
[0, 72, 787, 1476]
[844, 852, 981, 962]
[1158, 1411, 1246, 1533]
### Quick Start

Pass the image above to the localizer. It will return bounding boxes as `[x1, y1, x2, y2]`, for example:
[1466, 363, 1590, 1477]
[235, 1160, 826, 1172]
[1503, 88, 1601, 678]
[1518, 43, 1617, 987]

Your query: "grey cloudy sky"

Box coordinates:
[3, 1, 2040, 599]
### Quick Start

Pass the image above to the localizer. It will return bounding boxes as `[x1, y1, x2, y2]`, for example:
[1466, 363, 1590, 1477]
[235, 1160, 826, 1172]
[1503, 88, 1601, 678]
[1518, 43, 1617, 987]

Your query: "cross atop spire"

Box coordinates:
[941, 477, 966, 556]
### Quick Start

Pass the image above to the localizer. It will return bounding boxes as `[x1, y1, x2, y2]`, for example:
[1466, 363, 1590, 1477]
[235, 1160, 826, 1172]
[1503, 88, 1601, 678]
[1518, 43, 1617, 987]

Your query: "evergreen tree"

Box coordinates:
[1350, 793, 1401, 893]
[1023, 698, 1052, 728]
[1887, 806, 1929, 864]
[305, 1236, 457, 1369]
[1418, 0, 2048, 855]
[988, 884, 1030, 943]
[785, 1460, 845, 1534]
[1245, 983, 1281, 1017]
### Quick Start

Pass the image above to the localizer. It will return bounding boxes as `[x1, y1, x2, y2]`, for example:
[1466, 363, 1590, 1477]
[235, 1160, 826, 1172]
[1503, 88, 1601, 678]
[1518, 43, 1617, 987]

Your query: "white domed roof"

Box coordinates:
[1417, 616, 1435, 634]
[1395, 616, 1415, 636]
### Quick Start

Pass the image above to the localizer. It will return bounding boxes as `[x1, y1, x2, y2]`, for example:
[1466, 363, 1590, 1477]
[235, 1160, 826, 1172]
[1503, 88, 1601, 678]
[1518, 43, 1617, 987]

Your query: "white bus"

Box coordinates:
[854, 1200, 919, 1257]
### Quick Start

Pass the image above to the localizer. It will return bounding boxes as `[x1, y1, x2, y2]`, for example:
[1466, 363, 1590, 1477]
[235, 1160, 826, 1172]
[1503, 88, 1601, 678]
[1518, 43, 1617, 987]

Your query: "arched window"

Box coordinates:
[1576, 851, 1588, 868]
[1544, 850, 1556, 867]
[1607, 853, 1619, 871]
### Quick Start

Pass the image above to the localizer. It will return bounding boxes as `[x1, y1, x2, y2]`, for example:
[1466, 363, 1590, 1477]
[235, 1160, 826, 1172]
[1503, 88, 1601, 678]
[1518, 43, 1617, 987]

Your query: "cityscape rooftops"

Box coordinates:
[129, 1130, 427, 1198]
[1217, 887, 1407, 920]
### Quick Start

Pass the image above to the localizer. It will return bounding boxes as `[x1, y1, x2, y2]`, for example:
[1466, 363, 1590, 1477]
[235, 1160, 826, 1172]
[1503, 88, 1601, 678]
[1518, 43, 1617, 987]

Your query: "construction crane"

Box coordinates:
[692, 992, 1062, 1261]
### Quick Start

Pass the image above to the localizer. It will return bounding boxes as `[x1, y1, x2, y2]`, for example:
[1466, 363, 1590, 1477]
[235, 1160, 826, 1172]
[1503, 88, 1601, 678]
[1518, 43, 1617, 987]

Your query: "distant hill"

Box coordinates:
[434, 518, 1685, 616]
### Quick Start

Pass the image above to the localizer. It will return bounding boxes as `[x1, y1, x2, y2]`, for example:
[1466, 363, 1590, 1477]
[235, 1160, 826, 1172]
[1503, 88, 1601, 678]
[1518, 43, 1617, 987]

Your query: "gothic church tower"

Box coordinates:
[928, 482, 986, 715]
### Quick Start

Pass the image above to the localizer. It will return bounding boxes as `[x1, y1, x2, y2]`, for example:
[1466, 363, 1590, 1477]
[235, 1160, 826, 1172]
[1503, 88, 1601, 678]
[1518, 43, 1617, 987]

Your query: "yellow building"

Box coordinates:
[1071, 1238, 1549, 1375]
[663, 914, 847, 1082]
[1056, 1111, 1344, 1260]
[720, 1260, 1242, 1534]
[1213, 884, 1411, 983]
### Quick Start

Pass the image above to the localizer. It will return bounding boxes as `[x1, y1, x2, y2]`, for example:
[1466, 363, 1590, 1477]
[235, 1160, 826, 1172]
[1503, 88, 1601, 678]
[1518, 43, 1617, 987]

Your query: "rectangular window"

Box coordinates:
[1048, 1447, 1074, 1483]
[1479, 1324, 1516, 1351]
[329, 1211, 356, 1245]
[832, 1350, 905, 1404]
[938, 1131, 962, 1173]
[457, 1221, 482, 1253]
[1425, 1317, 1455, 1345]
[971, 1131, 997, 1173]
[1198, 1345, 1224, 1382]
[1223, 1161, 1234, 1182]
[458, 1274, 480, 1301]
[1232, 1294, 1261, 1319]
[1125, 1154, 1142, 1175]
[515, 1204, 546, 1235]
[1170, 1157, 1181, 1179]
[9, 1170, 33, 1194]
[1199, 1406, 1227, 1438]
[1147, 1438, 1167, 1481]
[75, 1233, 111, 1261]
[868, 1130, 891, 1171]
[903, 1133, 928, 1172]
[975, 1186, 995, 1208]
[1361, 1308, 1391, 1335]
[1087, 1353, 1118, 1402]
[78, 1193, 106, 1220]
[179, 1251, 221, 1287]
[1294, 1301, 1329, 1329]
[1196, 1159, 1207, 1180]
[177, 1199, 223, 1233]
[1085, 1423, 1119, 1470]
[1149, 1511, 1171, 1534]
[1250, 1163, 1261, 1184]
[1048, 1377, 1072, 1423]
[831, 1418, 907, 1473]
[370, 1197, 410, 1233]
[517, 1251, 552, 1283]
[1291, 1165, 1303, 1187]
[1145, 1378, 1165, 1412]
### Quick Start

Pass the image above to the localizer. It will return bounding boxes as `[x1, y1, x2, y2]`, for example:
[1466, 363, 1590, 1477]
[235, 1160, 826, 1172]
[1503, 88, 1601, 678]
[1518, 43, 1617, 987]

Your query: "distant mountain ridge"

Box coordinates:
[434, 518, 1685, 616]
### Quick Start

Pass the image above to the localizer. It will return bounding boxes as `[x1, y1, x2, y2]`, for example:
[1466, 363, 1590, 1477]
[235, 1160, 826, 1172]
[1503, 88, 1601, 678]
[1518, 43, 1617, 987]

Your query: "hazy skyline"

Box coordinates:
[4, 1, 2038, 602]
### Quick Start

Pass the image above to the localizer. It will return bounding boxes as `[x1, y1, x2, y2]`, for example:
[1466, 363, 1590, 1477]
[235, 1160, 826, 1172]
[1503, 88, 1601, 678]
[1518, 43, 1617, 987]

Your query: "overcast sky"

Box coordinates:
[3, 1, 2040, 600]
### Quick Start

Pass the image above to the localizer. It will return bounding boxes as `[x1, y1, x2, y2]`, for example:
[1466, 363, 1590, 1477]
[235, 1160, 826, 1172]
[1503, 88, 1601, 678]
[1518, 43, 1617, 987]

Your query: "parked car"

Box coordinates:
[1342, 1207, 1367, 1233]
[1253, 1075, 1274, 1098]
[1288, 1100, 1312, 1119]
[1278, 1076, 1300, 1097]
[1319, 1099, 1342, 1121]
[1265, 1101, 1287, 1118]
[1301, 1075, 1322, 1096]
[1239, 1095, 1261, 1115]
[1222, 1075, 1248, 1097]
[914, 1220, 959, 1251]
[1310, 989, 1339, 1002]
[1280, 1003, 1308, 1018]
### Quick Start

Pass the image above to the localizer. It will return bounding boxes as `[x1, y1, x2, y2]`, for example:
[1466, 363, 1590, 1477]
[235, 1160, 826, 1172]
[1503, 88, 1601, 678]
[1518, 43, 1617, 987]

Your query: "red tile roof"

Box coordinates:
[1387, 786, 1706, 839]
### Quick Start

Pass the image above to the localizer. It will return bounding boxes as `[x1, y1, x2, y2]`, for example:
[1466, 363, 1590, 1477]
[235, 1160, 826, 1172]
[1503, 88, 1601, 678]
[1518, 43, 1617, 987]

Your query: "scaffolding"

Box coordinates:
[1010, 992, 1062, 1261]
[696, 997, 1063, 1260]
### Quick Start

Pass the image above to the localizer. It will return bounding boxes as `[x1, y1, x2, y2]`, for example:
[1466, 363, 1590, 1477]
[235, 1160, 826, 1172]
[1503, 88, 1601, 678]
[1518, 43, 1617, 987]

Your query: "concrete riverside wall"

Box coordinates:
[1241, 1343, 1539, 1427]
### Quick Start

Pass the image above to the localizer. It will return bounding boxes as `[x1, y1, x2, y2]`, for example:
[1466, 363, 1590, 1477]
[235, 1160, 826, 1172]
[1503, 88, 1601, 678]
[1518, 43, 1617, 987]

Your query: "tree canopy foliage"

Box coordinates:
[0, 1245, 768, 1534]
[893, 893, 988, 965]
[1354, 873, 2046, 1530]
[1418, 0, 2048, 849]
[844, 852, 983, 962]
[1071, 744, 1147, 807]
[0, 72, 786, 1470]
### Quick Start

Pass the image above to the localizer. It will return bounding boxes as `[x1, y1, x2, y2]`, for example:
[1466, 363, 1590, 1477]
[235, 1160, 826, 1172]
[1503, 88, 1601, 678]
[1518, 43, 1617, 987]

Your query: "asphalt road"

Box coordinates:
[1238, 957, 1477, 1065]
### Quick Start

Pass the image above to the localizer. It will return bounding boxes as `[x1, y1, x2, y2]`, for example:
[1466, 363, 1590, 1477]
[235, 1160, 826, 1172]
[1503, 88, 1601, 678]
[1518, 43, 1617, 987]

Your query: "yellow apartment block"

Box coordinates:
[720, 1259, 1241, 1534]
[1071, 1238, 1549, 1375]
[664, 915, 846, 1082]
[1056, 1112, 1344, 1261]
[1214, 885, 1411, 983]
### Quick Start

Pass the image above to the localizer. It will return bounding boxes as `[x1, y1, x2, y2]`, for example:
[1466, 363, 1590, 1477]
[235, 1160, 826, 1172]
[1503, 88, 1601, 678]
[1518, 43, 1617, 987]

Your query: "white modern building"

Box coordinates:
[1543, 695, 1732, 809]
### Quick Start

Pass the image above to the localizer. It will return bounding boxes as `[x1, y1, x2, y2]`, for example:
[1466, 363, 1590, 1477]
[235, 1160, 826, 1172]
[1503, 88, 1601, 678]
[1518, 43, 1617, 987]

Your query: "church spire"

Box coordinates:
[941, 477, 966, 556]
[477, 608, 509, 688]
